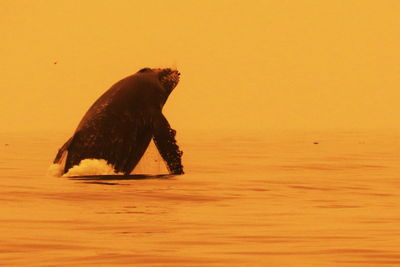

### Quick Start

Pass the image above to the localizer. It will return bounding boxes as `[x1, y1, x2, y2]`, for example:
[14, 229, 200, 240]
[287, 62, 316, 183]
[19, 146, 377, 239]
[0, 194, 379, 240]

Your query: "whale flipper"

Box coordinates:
[53, 137, 73, 164]
[153, 114, 184, 174]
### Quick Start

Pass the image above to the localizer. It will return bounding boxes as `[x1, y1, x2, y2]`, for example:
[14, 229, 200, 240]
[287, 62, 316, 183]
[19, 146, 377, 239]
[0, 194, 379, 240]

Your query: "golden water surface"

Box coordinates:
[0, 130, 399, 266]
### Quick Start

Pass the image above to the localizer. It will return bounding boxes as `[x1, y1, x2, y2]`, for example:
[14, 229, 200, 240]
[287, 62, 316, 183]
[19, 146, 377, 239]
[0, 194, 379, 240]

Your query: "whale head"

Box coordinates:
[137, 67, 180, 93]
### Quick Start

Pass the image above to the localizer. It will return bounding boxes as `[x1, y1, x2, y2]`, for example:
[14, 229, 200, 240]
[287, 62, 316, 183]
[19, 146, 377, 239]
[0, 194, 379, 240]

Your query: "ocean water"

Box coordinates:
[0, 129, 400, 266]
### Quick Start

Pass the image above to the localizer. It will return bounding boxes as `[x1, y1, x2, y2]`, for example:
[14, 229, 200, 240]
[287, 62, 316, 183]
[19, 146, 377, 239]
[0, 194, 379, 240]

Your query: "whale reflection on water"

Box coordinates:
[68, 174, 175, 185]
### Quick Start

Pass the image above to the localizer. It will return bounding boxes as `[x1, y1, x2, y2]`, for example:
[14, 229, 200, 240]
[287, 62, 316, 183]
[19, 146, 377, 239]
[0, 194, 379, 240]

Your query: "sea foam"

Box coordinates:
[64, 159, 122, 176]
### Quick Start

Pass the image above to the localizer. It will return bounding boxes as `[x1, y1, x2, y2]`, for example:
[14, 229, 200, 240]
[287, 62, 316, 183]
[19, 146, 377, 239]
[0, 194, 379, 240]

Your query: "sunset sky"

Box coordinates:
[1, 0, 400, 132]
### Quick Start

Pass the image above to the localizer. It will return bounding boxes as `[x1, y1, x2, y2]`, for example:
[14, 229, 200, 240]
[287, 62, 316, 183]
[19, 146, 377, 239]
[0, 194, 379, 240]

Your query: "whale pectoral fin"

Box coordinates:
[53, 137, 73, 164]
[153, 114, 184, 174]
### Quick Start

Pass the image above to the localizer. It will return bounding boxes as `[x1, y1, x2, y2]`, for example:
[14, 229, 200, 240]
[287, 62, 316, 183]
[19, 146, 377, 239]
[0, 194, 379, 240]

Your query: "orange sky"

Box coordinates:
[1, 0, 400, 132]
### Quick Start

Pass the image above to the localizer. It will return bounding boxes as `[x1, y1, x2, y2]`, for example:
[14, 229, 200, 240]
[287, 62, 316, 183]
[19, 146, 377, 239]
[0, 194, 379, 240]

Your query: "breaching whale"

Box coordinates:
[54, 67, 184, 175]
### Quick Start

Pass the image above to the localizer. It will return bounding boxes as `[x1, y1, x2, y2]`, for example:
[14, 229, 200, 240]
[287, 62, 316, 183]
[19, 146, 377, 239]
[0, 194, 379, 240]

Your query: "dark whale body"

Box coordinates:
[54, 68, 184, 175]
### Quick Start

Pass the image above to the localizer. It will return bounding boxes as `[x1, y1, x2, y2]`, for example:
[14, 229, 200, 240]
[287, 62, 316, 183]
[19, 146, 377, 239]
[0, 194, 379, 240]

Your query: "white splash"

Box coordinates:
[63, 159, 122, 177]
[47, 163, 64, 177]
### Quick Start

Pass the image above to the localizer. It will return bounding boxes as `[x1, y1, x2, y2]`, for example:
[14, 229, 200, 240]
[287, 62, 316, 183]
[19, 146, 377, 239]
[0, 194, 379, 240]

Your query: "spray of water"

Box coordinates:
[47, 163, 64, 177]
[64, 159, 122, 176]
